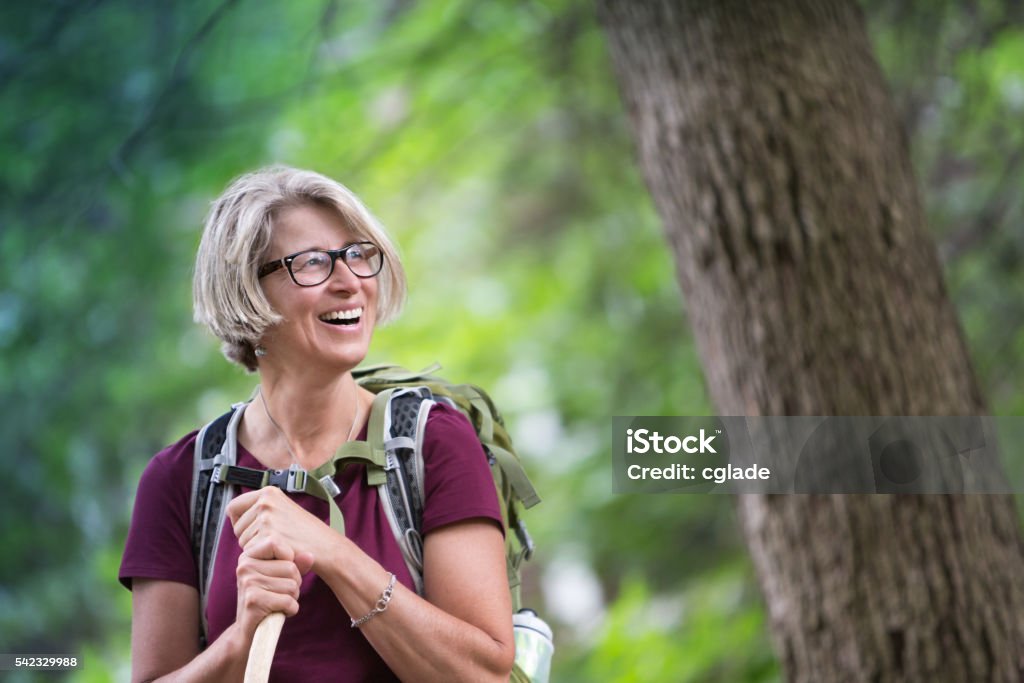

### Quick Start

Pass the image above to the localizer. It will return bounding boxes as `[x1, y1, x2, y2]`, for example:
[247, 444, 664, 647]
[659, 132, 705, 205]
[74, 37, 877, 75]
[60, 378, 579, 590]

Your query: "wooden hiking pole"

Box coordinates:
[243, 612, 285, 683]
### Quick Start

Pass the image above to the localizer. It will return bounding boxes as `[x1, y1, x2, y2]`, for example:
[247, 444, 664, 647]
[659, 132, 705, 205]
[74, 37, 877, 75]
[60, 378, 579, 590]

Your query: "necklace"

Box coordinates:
[257, 383, 364, 468]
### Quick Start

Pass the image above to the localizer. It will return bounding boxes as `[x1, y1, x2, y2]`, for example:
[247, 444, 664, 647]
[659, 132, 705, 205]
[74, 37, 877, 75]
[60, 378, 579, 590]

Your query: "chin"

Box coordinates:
[325, 349, 369, 372]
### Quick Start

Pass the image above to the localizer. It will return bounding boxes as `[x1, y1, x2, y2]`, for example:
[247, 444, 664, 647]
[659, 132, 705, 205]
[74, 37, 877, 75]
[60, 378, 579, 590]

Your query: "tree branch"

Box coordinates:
[108, 0, 242, 181]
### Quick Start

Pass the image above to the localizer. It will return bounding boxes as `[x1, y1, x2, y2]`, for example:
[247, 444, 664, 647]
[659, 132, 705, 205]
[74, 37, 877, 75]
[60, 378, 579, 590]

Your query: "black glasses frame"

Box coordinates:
[257, 241, 384, 286]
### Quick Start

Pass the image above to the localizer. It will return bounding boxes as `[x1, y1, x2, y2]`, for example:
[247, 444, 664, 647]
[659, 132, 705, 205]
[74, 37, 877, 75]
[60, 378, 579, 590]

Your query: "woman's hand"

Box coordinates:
[234, 537, 314, 635]
[227, 487, 336, 574]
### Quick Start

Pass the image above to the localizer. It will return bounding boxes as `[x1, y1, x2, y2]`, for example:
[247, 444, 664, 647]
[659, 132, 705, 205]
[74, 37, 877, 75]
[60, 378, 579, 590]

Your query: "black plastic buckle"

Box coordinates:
[266, 468, 290, 488]
[265, 464, 306, 492]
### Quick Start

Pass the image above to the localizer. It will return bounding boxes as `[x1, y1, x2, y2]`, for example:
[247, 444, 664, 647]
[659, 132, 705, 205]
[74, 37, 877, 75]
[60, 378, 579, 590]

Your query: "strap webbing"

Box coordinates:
[468, 394, 494, 443]
[488, 444, 541, 508]
[353, 362, 442, 383]
[306, 438, 388, 536]
[365, 389, 397, 486]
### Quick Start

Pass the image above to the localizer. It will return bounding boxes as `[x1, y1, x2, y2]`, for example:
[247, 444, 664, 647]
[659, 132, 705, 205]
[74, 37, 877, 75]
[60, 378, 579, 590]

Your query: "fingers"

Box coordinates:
[238, 580, 300, 619]
[237, 522, 260, 551]
[228, 488, 326, 567]
[225, 488, 262, 525]
[243, 538, 315, 578]
[227, 485, 290, 521]
[237, 557, 303, 595]
[244, 537, 295, 563]
[228, 486, 283, 530]
[229, 490, 320, 632]
[228, 486, 288, 546]
[236, 552, 305, 621]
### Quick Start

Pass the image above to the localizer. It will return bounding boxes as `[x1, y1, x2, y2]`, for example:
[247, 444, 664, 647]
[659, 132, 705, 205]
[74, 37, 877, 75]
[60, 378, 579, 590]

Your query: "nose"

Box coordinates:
[326, 254, 361, 290]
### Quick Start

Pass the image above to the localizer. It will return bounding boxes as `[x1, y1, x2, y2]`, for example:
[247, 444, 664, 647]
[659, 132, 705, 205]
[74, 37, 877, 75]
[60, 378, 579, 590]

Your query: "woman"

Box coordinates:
[119, 166, 515, 681]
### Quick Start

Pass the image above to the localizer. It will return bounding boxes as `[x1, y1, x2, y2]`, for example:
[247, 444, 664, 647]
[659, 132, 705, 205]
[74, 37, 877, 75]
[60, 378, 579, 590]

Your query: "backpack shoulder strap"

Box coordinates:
[367, 387, 434, 595]
[434, 383, 540, 610]
[190, 403, 245, 648]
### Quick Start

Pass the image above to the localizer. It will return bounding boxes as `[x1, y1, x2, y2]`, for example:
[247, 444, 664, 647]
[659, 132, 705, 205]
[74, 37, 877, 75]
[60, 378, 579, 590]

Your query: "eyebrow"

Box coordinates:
[285, 241, 362, 255]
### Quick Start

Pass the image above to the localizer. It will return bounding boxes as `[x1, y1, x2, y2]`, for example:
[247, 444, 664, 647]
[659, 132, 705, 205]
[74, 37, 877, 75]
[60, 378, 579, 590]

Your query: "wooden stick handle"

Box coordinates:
[244, 612, 285, 683]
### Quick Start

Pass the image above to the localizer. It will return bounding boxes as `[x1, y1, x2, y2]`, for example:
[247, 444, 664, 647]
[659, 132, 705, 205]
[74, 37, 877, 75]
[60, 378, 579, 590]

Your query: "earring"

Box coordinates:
[255, 345, 267, 357]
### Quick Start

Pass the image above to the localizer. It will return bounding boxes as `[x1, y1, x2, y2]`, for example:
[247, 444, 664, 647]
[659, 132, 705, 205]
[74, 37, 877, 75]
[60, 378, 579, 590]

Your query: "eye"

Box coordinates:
[345, 244, 367, 262]
[292, 251, 330, 272]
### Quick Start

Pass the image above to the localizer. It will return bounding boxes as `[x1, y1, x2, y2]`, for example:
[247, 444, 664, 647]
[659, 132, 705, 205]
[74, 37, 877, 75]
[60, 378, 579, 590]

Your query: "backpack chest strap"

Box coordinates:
[212, 437, 390, 538]
[213, 463, 307, 491]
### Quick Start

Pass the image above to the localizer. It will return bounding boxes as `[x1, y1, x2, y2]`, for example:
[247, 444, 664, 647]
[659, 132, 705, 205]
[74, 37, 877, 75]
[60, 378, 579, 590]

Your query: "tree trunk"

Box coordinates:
[596, 1, 1024, 680]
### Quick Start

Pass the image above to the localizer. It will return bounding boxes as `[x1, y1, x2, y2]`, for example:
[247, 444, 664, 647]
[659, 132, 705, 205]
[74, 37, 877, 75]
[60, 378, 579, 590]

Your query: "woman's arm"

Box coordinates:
[130, 543, 311, 683]
[329, 518, 515, 683]
[229, 488, 515, 683]
[131, 579, 242, 683]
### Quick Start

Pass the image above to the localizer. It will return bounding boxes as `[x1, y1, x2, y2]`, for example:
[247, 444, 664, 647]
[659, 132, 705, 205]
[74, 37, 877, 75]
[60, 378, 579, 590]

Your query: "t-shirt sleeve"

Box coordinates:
[118, 433, 200, 590]
[419, 403, 504, 537]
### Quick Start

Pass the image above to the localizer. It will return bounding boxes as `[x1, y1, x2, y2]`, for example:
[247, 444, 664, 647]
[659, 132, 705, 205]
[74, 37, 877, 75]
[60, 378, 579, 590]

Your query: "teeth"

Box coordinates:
[319, 307, 363, 322]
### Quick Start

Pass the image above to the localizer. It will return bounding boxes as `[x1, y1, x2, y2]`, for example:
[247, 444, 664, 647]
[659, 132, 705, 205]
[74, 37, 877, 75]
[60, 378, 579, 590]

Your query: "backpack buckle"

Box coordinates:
[319, 475, 342, 498]
[266, 464, 307, 493]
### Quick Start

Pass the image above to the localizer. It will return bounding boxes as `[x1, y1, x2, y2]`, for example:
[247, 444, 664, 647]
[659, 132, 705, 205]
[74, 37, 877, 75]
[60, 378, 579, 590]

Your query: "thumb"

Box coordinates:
[294, 550, 315, 574]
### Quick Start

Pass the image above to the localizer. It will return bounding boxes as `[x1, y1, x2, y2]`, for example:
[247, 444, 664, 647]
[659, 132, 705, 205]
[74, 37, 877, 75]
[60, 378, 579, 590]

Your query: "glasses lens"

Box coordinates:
[344, 243, 383, 278]
[290, 250, 333, 286]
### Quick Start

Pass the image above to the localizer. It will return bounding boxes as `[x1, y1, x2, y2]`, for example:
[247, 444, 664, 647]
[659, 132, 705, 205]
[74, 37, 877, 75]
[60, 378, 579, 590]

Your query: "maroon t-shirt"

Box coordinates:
[120, 402, 503, 682]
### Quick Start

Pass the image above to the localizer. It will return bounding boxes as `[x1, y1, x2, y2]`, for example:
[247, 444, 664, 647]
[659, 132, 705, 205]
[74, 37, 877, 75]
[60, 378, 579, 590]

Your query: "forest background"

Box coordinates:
[1, 1, 1022, 681]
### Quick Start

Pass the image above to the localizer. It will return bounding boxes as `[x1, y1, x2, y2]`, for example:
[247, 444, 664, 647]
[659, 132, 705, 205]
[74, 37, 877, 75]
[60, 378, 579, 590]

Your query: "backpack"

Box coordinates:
[190, 364, 545, 681]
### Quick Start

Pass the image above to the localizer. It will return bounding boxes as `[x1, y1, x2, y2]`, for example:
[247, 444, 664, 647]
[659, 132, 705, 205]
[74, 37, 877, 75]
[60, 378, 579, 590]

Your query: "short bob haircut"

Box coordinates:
[193, 165, 407, 372]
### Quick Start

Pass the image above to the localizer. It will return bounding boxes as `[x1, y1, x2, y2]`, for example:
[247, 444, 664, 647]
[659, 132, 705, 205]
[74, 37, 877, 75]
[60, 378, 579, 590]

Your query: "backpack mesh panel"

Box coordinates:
[199, 485, 226, 587]
[191, 473, 210, 563]
[390, 394, 421, 438]
[193, 412, 232, 590]
[386, 393, 427, 534]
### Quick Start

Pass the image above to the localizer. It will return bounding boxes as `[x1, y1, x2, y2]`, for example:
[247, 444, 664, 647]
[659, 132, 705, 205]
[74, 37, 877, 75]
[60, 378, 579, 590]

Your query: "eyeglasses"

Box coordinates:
[257, 242, 384, 287]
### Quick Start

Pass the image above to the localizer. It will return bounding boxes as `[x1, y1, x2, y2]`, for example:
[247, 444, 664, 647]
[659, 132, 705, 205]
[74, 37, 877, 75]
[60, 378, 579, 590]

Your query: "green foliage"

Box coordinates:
[563, 569, 779, 683]
[1, 0, 1021, 680]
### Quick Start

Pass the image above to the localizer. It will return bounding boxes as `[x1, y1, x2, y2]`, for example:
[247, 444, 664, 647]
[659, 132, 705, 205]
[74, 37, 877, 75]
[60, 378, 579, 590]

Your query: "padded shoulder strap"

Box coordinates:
[371, 388, 433, 595]
[191, 404, 245, 648]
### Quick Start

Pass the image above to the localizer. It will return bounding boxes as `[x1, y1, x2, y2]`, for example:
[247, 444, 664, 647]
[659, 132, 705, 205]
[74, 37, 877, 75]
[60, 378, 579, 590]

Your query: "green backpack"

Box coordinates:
[190, 364, 544, 681]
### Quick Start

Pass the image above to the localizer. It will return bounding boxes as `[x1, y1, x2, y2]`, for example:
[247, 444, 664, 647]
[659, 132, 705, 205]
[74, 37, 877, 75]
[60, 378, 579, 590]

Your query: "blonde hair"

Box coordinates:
[193, 165, 406, 371]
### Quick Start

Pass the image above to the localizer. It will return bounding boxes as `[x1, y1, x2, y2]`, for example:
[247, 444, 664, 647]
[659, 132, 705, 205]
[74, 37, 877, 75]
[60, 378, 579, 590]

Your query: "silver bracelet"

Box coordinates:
[351, 572, 396, 628]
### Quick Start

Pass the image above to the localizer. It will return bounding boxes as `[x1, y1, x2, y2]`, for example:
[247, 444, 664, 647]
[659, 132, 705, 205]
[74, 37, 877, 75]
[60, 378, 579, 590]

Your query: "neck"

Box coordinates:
[245, 366, 368, 471]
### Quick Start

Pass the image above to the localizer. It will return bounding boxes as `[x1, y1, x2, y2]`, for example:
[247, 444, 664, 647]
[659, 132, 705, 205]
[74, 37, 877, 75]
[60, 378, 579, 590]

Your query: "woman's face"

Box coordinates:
[257, 203, 379, 374]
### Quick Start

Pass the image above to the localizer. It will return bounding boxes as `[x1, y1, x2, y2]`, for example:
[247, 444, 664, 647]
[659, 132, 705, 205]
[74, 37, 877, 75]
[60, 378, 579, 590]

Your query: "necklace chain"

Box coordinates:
[257, 383, 364, 468]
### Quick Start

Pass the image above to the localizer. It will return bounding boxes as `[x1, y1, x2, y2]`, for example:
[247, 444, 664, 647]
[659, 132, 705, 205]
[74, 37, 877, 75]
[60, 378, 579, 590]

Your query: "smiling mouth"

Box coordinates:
[319, 307, 363, 326]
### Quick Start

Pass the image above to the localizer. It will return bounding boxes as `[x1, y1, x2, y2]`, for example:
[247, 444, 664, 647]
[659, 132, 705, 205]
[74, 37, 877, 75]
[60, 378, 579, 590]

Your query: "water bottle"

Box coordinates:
[513, 608, 554, 683]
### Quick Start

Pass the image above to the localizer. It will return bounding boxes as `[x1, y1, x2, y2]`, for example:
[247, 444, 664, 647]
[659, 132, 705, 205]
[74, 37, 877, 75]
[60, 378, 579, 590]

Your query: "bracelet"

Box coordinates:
[351, 573, 396, 628]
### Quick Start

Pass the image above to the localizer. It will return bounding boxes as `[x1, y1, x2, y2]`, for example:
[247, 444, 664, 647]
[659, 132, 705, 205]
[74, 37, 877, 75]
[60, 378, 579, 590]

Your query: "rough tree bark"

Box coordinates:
[596, 1, 1024, 681]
